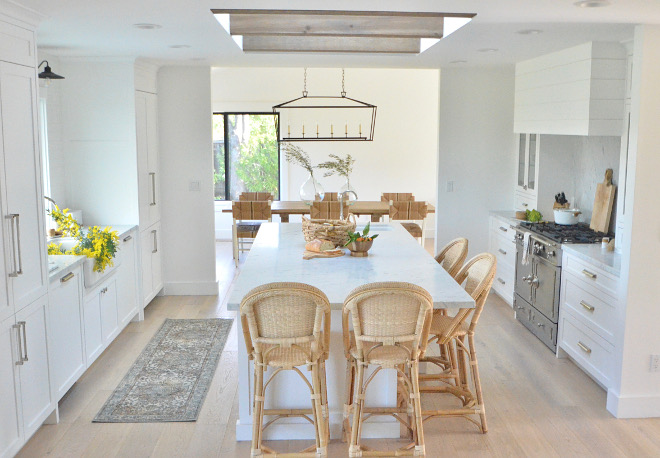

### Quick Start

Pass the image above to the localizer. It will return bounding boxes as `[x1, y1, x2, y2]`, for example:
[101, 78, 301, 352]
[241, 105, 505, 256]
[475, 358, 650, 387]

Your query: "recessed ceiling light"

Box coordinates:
[574, 0, 611, 7]
[190, 57, 206, 61]
[517, 29, 543, 35]
[169, 45, 191, 49]
[477, 48, 498, 53]
[450, 60, 467, 64]
[133, 23, 162, 30]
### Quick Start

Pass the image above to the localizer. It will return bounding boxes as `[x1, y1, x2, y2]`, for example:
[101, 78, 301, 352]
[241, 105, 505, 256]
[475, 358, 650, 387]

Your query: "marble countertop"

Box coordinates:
[562, 244, 621, 277]
[48, 255, 85, 283]
[490, 210, 524, 228]
[227, 222, 475, 311]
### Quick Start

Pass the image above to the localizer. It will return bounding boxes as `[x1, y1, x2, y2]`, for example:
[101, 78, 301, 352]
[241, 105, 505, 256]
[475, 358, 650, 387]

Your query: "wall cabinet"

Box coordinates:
[515, 133, 539, 211]
[116, 230, 139, 327]
[48, 266, 85, 401]
[141, 222, 163, 306]
[0, 61, 47, 315]
[136, 91, 160, 230]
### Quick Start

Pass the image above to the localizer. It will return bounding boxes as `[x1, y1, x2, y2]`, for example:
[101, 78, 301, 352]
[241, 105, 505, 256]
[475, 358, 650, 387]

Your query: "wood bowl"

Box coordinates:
[346, 240, 373, 257]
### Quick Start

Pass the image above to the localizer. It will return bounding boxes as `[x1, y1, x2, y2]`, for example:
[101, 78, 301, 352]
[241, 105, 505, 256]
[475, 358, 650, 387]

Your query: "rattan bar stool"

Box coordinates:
[419, 254, 496, 434]
[342, 282, 433, 457]
[240, 282, 331, 457]
[435, 238, 469, 279]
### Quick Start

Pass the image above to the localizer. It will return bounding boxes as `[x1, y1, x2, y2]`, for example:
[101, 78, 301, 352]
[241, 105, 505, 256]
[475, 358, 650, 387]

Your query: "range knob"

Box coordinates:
[547, 250, 556, 258]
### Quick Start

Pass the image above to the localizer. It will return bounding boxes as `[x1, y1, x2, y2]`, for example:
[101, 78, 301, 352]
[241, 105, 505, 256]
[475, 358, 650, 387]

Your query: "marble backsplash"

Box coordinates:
[539, 135, 621, 234]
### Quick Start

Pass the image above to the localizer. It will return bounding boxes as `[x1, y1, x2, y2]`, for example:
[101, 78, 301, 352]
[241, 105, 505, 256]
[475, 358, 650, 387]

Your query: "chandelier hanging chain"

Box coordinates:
[302, 68, 308, 97]
[341, 68, 346, 97]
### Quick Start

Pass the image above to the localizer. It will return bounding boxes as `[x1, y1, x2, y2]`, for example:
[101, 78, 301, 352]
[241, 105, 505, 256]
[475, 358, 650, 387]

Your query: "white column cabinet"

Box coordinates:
[136, 91, 160, 230]
[0, 314, 22, 458]
[0, 61, 47, 312]
[141, 222, 162, 306]
[116, 231, 139, 327]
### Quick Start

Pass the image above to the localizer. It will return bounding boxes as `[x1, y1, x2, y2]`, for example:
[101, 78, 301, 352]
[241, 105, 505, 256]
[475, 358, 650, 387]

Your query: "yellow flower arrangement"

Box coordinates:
[47, 206, 119, 273]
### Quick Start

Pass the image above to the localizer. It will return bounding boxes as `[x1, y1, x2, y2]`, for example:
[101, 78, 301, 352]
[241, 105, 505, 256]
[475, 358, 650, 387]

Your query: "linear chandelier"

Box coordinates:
[273, 68, 377, 142]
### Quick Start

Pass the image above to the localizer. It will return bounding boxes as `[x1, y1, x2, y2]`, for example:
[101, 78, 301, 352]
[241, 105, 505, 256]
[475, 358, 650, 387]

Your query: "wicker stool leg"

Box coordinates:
[349, 362, 366, 458]
[457, 336, 470, 392]
[251, 363, 265, 457]
[311, 362, 328, 456]
[342, 358, 355, 443]
[468, 334, 488, 433]
[320, 360, 330, 443]
[410, 360, 426, 456]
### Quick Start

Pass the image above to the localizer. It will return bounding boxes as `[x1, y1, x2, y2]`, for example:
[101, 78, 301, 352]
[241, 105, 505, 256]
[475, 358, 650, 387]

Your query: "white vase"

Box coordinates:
[300, 172, 324, 203]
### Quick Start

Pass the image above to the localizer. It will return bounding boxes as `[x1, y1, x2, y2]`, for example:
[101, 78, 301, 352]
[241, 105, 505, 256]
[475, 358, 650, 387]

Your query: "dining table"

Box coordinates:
[222, 200, 436, 222]
[227, 222, 473, 441]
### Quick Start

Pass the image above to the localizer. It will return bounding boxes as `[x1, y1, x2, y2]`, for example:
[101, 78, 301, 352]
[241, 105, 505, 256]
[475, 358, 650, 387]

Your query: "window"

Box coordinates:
[213, 113, 280, 201]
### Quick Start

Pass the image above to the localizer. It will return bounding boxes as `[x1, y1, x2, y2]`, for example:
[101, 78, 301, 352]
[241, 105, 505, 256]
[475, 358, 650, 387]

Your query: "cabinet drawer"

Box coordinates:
[493, 262, 514, 305]
[562, 273, 617, 343]
[489, 217, 516, 242]
[0, 21, 35, 67]
[490, 231, 516, 269]
[560, 311, 613, 387]
[514, 191, 536, 211]
[563, 254, 618, 298]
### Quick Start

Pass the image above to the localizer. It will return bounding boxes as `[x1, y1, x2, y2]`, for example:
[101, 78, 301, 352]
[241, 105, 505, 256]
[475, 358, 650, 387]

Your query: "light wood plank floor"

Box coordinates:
[18, 242, 660, 457]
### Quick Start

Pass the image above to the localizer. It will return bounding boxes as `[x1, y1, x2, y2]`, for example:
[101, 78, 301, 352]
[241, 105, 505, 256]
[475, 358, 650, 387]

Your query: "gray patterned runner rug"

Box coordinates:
[94, 318, 233, 423]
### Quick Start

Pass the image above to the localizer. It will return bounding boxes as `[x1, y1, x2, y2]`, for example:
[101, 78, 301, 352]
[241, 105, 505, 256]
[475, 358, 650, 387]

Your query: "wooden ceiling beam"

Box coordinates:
[241, 36, 421, 54]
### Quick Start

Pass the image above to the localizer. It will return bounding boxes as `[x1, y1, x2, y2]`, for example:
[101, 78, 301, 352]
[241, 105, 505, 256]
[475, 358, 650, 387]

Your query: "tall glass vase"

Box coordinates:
[300, 172, 324, 203]
[339, 177, 358, 204]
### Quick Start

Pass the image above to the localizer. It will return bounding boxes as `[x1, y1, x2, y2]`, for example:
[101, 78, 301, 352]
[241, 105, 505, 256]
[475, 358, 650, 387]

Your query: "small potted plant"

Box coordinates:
[345, 222, 378, 257]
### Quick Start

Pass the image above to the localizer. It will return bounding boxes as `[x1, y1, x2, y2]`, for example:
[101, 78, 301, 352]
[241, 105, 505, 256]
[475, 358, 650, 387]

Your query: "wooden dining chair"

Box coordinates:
[232, 200, 272, 267]
[381, 192, 415, 202]
[240, 282, 331, 457]
[419, 253, 496, 434]
[322, 192, 338, 201]
[435, 238, 469, 279]
[342, 282, 433, 457]
[239, 192, 273, 201]
[389, 201, 429, 245]
[310, 200, 349, 220]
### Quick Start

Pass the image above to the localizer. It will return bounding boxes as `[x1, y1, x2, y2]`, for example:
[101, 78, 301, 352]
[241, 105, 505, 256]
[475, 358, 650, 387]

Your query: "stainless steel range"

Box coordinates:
[514, 222, 607, 351]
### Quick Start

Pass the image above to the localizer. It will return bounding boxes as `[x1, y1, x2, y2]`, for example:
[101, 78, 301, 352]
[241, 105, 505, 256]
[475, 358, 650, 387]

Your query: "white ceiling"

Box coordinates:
[20, 0, 660, 68]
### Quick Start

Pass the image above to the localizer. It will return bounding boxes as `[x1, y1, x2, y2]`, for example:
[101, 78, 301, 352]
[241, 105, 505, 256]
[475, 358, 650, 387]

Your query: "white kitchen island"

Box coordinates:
[227, 222, 475, 441]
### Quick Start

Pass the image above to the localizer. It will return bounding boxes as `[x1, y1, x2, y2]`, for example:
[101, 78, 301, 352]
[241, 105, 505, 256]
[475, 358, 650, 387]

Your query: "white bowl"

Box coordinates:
[554, 209, 581, 225]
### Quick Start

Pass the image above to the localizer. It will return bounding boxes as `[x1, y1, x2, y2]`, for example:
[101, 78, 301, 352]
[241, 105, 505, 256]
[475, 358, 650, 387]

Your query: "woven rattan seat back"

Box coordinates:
[435, 238, 469, 279]
[310, 201, 349, 220]
[343, 282, 433, 361]
[240, 282, 330, 355]
[381, 192, 415, 202]
[239, 192, 273, 201]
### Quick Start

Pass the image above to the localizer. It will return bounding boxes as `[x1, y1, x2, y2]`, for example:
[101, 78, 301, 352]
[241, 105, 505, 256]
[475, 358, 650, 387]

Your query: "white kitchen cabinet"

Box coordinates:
[100, 280, 118, 344]
[0, 61, 48, 313]
[48, 266, 85, 401]
[516, 133, 540, 198]
[488, 215, 517, 306]
[514, 41, 627, 135]
[116, 230, 139, 327]
[83, 276, 118, 366]
[141, 222, 162, 306]
[136, 90, 160, 230]
[0, 314, 22, 458]
[15, 296, 53, 440]
[83, 290, 103, 366]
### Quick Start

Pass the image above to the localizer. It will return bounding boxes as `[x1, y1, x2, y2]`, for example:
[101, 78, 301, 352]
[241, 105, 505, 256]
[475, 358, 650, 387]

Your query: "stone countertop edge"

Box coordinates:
[561, 243, 621, 277]
[84, 224, 138, 239]
[48, 255, 85, 283]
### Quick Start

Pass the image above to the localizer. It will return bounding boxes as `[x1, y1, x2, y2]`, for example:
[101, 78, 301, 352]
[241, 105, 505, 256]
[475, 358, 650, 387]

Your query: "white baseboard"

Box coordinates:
[607, 389, 660, 418]
[162, 280, 219, 296]
[235, 412, 399, 441]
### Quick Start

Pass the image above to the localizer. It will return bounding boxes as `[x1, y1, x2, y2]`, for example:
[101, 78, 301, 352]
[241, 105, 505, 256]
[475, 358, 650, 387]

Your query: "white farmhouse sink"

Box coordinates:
[49, 237, 121, 289]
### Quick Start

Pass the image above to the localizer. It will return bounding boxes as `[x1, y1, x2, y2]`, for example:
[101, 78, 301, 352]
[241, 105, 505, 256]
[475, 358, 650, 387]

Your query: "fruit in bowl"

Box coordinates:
[345, 222, 379, 257]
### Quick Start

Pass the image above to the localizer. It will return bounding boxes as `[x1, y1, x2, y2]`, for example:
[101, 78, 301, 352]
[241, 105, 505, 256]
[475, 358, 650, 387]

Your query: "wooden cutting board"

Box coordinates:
[590, 169, 616, 233]
[303, 249, 345, 260]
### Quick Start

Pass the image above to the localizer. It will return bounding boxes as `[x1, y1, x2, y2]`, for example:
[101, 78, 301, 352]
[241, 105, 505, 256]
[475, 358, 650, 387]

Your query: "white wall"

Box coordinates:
[436, 67, 516, 258]
[158, 66, 218, 295]
[608, 25, 660, 418]
[211, 67, 439, 240]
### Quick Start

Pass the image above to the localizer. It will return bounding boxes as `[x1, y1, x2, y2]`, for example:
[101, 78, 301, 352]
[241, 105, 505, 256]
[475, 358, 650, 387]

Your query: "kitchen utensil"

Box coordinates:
[554, 208, 581, 225]
[590, 169, 616, 233]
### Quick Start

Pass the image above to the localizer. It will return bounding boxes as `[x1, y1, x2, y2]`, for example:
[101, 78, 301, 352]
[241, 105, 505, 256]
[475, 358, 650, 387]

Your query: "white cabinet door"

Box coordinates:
[48, 268, 85, 401]
[100, 279, 118, 344]
[140, 228, 154, 304]
[0, 62, 47, 311]
[116, 232, 139, 327]
[146, 93, 160, 226]
[15, 296, 53, 439]
[151, 224, 163, 294]
[0, 201, 11, 322]
[0, 315, 22, 458]
[83, 293, 103, 366]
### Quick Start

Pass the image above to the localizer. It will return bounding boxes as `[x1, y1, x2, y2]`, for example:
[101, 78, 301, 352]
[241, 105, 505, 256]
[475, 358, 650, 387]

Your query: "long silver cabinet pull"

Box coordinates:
[13, 323, 23, 365]
[61, 272, 75, 283]
[497, 278, 506, 285]
[6, 214, 18, 277]
[498, 248, 507, 255]
[152, 230, 158, 253]
[581, 269, 597, 279]
[149, 172, 157, 206]
[499, 226, 507, 232]
[20, 321, 28, 362]
[123, 235, 133, 242]
[15, 214, 22, 275]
